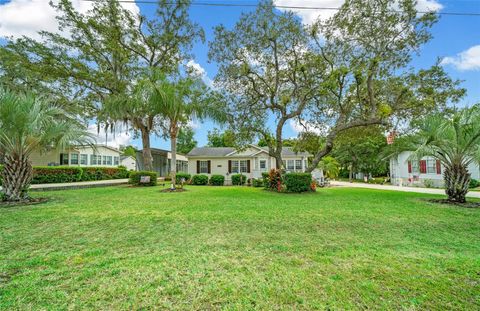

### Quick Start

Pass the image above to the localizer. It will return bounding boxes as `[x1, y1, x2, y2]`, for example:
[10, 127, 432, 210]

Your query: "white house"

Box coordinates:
[187, 145, 310, 184]
[389, 151, 480, 188]
[120, 156, 137, 171]
[30, 145, 132, 168]
[136, 148, 189, 177]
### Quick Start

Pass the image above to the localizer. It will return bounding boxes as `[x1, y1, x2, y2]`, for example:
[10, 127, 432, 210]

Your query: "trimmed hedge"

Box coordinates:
[252, 178, 264, 187]
[470, 179, 480, 189]
[0, 165, 129, 185]
[283, 173, 312, 193]
[176, 172, 191, 184]
[192, 174, 209, 185]
[129, 171, 157, 186]
[210, 174, 225, 186]
[231, 174, 247, 185]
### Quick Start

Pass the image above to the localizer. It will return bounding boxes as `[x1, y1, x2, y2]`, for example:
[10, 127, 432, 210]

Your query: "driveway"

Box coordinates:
[331, 181, 480, 199]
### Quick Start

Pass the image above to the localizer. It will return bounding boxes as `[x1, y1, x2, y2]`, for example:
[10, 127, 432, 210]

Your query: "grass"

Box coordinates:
[1, 186, 479, 310]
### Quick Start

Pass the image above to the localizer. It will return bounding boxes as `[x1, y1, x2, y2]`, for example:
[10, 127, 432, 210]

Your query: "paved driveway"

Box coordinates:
[331, 181, 480, 199]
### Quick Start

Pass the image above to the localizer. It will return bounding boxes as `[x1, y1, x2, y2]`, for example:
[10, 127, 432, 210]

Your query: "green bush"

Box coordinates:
[209, 174, 225, 186]
[231, 174, 247, 185]
[252, 178, 264, 187]
[469, 179, 480, 189]
[32, 166, 83, 184]
[176, 172, 191, 184]
[129, 171, 157, 186]
[192, 174, 209, 185]
[262, 172, 269, 189]
[283, 173, 312, 193]
[80, 167, 129, 181]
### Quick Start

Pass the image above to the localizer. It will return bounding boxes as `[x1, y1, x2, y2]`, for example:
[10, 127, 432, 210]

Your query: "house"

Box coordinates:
[30, 144, 129, 168]
[120, 156, 137, 171]
[187, 145, 310, 184]
[136, 148, 188, 177]
[389, 151, 480, 187]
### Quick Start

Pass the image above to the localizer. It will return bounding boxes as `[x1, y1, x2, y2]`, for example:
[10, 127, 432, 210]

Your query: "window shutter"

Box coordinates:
[207, 160, 211, 174]
[436, 160, 441, 174]
[247, 160, 251, 173]
[196, 161, 200, 174]
[420, 160, 427, 174]
[408, 161, 412, 173]
[228, 160, 232, 173]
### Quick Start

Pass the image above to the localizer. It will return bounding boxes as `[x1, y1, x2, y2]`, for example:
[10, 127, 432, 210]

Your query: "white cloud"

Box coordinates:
[88, 124, 132, 149]
[273, 0, 443, 24]
[289, 119, 327, 136]
[0, 0, 140, 40]
[187, 120, 201, 130]
[441, 45, 480, 71]
[186, 59, 214, 87]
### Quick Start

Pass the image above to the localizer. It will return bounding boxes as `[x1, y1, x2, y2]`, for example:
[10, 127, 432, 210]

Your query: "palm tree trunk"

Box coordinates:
[1, 153, 33, 202]
[444, 163, 470, 203]
[141, 129, 153, 171]
[170, 125, 178, 189]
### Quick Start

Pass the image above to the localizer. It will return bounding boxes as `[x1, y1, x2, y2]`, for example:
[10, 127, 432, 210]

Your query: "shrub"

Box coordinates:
[209, 174, 225, 186]
[469, 179, 480, 189]
[252, 178, 264, 187]
[129, 171, 157, 186]
[261, 172, 269, 188]
[192, 174, 209, 185]
[80, 167, 129, 181]
[283, 173, 312, 193]
[266, 169, 282, 191]
[176, 172, 191, 184]
[231, 174, 247, 185]
[423, 179, 434, 188]
[32, 166, 83, 184]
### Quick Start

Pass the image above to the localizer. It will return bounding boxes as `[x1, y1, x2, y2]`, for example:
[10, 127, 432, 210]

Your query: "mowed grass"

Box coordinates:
[1, 186, 479, 310]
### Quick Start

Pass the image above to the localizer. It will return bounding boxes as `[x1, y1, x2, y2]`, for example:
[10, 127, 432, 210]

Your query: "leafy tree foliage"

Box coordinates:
[207, 129, 237, 147]
[177, 127, 197, 154]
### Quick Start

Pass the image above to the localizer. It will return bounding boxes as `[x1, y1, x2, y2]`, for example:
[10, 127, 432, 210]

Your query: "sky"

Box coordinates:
[0, 0, 479, 150]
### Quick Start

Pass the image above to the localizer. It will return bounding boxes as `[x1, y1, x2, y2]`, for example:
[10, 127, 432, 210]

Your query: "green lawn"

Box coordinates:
[1, 186, 479, 310]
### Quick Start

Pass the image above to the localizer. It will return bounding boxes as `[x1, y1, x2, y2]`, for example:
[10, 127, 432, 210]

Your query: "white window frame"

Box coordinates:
[199, 160, 209, 173]
[60, 153, 69, 165]
[412, 161, 419, 174]
[80, 154, 88, 165]
[259, 159, 267, 170]
[114, 156, 119, 166]
[295, 159, 302, 171]
[239, 160, 248, 173]
[287, 160, 295, 170]
[70, 153, 79, 165]
[231, 161, 239, 173]
[106, 156, 113, 166]
[426, 158, 436, 174]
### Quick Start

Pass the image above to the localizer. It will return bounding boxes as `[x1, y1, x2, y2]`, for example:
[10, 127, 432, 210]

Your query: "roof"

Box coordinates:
[187, 145, 310, 157]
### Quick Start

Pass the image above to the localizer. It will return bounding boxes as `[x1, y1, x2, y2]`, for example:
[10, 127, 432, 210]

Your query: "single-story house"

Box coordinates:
[389, 151, 480, 188]
[120, 156, 137, 171]
[136, 148, 188, 177]
[30, 144, 128, 168]
[187, 145, 310, 184]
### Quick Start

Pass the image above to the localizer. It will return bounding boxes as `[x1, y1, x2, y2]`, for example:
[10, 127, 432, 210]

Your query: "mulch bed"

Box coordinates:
[0, 197, 49, 208]
[425, 199, 480, 208]
[160, 188, 187, 193]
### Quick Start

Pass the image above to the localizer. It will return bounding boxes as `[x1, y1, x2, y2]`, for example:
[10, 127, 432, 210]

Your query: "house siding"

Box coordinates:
[30, 146, 121, 167]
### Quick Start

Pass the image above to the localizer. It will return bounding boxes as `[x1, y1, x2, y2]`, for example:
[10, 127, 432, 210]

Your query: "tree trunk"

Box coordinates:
[1, 153, 33, 202]
[444, 163, 470, 203]
[349, 165, 353, 183]
[141, 129, 153, 171]
[170, 125, 178, 189]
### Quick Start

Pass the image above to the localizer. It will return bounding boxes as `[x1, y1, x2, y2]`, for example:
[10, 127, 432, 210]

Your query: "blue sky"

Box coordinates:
[0, 0, 479, 150]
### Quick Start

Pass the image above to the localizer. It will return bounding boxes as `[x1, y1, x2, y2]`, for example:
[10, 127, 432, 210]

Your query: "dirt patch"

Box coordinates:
[0, 197, 49, 208]
[160, 188, 187, 193]
[425, 199, 480, 208]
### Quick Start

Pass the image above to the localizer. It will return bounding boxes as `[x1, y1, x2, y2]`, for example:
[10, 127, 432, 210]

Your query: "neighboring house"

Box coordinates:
[120, 156, 137, 171]
[187, 145, 310, 184]
[30, 145, 124, 167]
[389, 151, 480, 188]
[136, 148, 188, 177]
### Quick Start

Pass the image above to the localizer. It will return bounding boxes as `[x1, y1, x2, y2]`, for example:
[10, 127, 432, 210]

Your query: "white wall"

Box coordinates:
[30, 145, 121, 167]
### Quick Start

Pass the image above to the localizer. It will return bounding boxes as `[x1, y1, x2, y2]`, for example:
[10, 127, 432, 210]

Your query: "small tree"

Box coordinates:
[0, 89, 92, 201]
[410, 107, 480, 203]
[177, 127, 197, 154]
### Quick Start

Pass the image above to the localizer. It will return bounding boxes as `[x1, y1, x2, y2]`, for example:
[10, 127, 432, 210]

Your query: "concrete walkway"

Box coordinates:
[30, 178, 129, 191]
[331, 181, 480, 198]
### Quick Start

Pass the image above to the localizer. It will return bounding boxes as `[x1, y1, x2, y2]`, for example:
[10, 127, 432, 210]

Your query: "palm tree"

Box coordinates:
[0, 89, 92, 202]
[318, 156, 340, 179]
[410, 106, 480, 203]
[150, 75, 224, 189]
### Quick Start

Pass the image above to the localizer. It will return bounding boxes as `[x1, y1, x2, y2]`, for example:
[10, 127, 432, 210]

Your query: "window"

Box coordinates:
[114, 156, 119, 166]
[287, 160, 295, 170]
[80, 154, 88, 165]
[259, 160, 267, 170]
[240, 160, 248, 173]
[90, 155, 101, 165]
[411, 161, 419, 174]
[199, 160, 209, 173]
[60, 153, 69, 165]
[70, 153, 79, 165]
[231, 161, 239, 173]
[295, 160, 302, 171]
[106, 156, 113, 165]
[102, 156, 107, 165]
[427, 159, 436, 174]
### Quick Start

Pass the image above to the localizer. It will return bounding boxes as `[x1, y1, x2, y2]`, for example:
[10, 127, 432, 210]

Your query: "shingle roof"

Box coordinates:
[187, 145, 310, 157]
